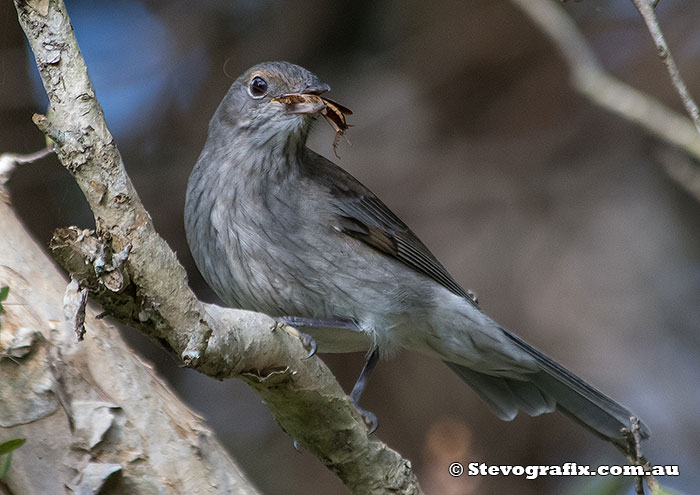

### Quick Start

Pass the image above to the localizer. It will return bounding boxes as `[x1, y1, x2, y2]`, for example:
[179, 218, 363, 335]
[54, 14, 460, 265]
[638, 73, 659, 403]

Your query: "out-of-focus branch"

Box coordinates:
[12, 0, 422, 493]
[510, 0, 700, 202]
[631, 0, 700, 134]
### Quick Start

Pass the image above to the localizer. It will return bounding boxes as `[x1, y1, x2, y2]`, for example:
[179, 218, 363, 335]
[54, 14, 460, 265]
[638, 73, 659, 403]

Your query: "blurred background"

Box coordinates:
[2, 0, 699, 493]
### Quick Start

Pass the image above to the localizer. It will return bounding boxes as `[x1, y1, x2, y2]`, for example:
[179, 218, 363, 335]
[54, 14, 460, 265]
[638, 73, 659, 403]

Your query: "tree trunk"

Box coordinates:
[0, 187, 258, 494]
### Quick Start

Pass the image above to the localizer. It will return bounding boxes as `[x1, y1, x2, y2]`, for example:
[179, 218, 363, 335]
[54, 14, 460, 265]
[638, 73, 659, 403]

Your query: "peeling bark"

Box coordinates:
[0, 197, 257, 494]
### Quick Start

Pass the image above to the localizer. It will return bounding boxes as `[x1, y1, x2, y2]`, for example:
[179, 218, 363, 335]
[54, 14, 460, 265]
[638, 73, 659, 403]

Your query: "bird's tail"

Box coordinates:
[445, 328, 650, 446]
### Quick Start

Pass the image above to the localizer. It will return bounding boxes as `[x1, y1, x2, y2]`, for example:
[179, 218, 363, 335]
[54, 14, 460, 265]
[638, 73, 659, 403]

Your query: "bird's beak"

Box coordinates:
[283, 97, 327, 115]
[302, 82, 331, 96]
[271, 84, 353, 158]
[274, 82, 332, 115]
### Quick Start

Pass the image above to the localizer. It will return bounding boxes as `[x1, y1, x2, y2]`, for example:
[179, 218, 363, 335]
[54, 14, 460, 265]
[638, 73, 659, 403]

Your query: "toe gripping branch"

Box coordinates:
[277, 316, 380, 433]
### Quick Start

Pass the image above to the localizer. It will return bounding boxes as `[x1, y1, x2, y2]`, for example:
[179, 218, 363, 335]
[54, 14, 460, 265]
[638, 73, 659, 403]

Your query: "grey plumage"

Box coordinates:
[185, 61, 649, 445]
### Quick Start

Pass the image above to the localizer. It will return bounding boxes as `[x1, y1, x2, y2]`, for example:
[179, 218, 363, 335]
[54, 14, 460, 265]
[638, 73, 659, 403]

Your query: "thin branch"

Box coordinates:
[631, 0, 700, 134]
[13, 0, 422, 493]
[511, 0, 679, 488]
[510, 0, 700, 202]
[622, 417, 660, 495]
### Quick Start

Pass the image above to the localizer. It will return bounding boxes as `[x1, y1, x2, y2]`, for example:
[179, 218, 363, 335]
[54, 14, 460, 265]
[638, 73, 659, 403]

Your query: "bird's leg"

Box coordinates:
[275, 316, 362, 359]
[350, 347, 380, 434]
[277, 316, 379, 433]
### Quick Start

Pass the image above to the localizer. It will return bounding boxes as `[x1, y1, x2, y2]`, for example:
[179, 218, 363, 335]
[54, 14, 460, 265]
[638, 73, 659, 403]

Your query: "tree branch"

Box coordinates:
[631, 0, 700, 134]
[0, 176, 257, 494]
[12, 0, 422, 493]
[510, 0, 700, 202]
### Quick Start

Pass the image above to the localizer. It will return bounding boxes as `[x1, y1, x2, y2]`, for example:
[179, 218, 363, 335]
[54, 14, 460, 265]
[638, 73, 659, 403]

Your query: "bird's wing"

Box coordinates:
[305, 150, 474, 302]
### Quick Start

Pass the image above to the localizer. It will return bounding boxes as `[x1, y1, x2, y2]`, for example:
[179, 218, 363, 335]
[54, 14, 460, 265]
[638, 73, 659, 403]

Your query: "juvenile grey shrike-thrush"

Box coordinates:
[185, 61, 649, 446]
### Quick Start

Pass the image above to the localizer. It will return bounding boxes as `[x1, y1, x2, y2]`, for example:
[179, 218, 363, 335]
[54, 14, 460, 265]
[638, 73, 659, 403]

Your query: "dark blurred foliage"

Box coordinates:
[2, 1, 699, 493]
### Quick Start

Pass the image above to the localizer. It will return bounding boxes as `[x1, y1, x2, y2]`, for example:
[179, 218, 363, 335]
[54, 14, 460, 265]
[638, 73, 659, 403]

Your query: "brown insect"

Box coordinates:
[274, 94, 353, 158]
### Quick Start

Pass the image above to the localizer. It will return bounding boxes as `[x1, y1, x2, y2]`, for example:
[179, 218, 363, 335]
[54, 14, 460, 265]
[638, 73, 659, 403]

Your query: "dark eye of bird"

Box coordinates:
[249, 76, 268, 98]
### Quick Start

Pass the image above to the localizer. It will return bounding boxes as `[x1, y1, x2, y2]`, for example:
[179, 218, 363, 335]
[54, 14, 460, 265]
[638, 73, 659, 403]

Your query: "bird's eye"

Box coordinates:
[249, 76, 268, 98]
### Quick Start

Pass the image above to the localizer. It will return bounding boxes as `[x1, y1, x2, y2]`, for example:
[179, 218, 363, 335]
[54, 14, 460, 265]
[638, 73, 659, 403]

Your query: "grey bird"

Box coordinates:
[185, 61, 649, 447]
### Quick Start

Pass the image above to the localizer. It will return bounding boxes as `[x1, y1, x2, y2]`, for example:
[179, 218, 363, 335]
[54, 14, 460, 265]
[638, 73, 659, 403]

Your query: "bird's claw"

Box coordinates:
[356, 406, 378, 435]
[275, 318, 318, 359]
[299, 331, 317, 359]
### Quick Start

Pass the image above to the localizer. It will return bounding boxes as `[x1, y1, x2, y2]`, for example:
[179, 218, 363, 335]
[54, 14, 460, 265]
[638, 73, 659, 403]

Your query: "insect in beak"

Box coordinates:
[272, 92, 353, 158]
[276, 93, 328, 115]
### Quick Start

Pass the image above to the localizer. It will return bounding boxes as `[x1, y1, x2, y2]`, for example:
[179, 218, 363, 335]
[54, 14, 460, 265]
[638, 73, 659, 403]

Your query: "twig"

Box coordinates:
[631, 0, 700, 134]
[627, 417, 645, 495]
[510, 0, 700, 201]
[621, 417, 661, 495]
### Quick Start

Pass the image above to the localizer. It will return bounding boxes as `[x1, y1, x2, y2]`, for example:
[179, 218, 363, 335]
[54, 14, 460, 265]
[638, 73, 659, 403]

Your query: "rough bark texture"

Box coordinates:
[0, 190, 258, 494]
[9, 0, 423, 493]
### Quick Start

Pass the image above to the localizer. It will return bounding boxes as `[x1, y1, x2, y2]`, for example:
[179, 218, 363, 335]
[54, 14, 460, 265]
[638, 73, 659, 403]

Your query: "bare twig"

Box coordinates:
[621, 417, 660, 495]
[631, 0, 700, 134]
[510, 0, 700, 201]
[631, 418, 644, 488]
[627, 417, 645, 495]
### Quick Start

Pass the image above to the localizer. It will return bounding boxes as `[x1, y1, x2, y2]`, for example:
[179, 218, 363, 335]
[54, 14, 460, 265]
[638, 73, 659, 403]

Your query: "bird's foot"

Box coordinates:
[276, 319, 318, 359]
[355, 404, 378, 434]
[276, 316, 364, 359]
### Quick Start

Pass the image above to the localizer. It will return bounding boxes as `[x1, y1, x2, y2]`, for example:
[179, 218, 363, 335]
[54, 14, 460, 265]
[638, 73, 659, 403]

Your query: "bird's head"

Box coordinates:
[213, 61, 333, 148]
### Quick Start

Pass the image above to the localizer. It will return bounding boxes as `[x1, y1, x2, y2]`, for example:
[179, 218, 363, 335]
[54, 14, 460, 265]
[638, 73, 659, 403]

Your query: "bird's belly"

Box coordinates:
[220, 241, 405, 319]
[202, 220, 435, 353]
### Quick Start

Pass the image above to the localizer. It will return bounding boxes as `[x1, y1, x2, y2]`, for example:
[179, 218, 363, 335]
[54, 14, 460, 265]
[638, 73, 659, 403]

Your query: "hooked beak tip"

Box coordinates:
[303, 82, 331, 95]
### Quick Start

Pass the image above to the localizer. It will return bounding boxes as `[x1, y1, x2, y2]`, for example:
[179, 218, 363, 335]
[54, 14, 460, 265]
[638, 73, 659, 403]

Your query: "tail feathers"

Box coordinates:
[446, 328, 650, 445]
[445, 362, 555, 420]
